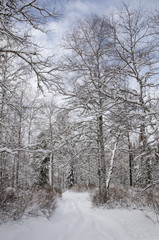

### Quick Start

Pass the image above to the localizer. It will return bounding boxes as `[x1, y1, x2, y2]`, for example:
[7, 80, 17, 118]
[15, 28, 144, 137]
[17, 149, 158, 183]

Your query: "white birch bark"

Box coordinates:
[106, 141, 118, 191]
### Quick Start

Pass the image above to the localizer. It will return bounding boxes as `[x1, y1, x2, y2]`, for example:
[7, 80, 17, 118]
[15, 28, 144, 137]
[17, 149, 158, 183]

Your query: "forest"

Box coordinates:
[0, 0, 159, 223]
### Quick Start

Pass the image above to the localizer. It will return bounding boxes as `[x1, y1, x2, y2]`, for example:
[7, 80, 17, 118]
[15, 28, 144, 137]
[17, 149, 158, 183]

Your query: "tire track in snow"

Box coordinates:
[51, 191, 159, 240]
[0, 191, 159, 240]
[52, 191, 125, 240]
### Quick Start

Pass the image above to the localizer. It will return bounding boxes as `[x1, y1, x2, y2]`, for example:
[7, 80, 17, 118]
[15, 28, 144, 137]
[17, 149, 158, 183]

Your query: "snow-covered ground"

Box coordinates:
[0, 191, 159, 240]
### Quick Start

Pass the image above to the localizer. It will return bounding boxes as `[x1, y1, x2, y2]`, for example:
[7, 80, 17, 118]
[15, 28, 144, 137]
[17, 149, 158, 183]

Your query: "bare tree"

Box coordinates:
[112, 4, 159, 187]
[0, 0, 60, 87]
[57, 15, 118, 202]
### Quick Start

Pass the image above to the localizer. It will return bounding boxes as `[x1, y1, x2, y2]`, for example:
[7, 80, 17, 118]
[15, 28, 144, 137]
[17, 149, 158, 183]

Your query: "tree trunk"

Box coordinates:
[49, 152, 54, 188]
[127, 132, 133, 187]
[97, 139, 102, 195]
[106, 142, 117, 191]
[98, 115, 107, 202]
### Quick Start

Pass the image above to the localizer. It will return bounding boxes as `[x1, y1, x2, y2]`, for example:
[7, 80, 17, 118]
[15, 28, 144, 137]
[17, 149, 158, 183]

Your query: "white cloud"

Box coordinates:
[31, 0, 159, 58]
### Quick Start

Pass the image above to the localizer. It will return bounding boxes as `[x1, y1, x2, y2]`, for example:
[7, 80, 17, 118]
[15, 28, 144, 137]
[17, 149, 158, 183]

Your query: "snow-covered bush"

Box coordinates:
[0, 187, 61, 224]
[91, 184, 159, 218]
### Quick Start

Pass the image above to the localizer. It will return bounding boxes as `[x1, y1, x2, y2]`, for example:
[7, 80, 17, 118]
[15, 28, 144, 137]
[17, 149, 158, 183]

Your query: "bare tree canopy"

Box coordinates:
[0, 0, 60, 88]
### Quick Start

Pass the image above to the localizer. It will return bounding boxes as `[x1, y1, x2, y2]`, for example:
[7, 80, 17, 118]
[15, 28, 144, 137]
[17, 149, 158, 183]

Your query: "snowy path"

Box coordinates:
[0, 191, 159, 240]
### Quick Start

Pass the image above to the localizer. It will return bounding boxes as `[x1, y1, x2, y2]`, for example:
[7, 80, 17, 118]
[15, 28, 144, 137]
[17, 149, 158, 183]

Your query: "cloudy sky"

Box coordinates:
[33, 0, 159, 56]
[61, 0, 159, 18]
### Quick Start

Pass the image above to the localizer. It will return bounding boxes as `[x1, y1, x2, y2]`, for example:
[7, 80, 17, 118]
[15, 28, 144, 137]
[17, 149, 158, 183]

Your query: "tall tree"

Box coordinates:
[57, 15, 117, 202]
[113, 4, 159, 187]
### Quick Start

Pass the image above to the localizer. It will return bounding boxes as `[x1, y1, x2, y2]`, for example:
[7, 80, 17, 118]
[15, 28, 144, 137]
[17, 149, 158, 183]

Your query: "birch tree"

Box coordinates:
[113, 4, 159, 187]
[57, 15, 117, 202]
[0, 0, 60, 190]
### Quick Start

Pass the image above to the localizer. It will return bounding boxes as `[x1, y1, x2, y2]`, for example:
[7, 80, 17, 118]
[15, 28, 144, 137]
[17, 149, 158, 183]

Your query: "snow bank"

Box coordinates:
[0, 191, 159, 240]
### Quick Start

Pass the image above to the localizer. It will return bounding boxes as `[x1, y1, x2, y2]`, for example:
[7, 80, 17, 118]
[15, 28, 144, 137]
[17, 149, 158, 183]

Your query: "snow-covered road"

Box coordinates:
[0, 191, 159, 240]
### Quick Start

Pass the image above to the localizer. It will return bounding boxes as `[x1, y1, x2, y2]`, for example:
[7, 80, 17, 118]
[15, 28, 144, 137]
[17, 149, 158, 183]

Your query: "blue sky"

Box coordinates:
[56, 0, 159, 37]
[32, 0, 159, 55]
[62, 0, 159, 17]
